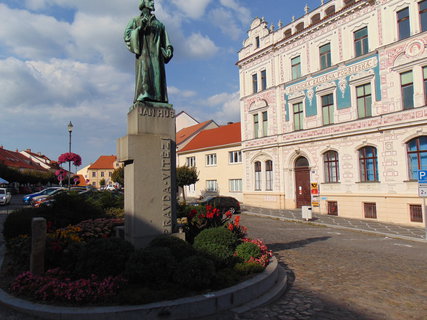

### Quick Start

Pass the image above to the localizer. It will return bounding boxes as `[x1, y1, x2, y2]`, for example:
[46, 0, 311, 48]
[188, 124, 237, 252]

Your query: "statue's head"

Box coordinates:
[139, 0, 155, 11]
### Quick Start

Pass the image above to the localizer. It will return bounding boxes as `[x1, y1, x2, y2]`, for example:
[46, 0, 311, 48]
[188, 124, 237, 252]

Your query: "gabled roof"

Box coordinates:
[176, 120, 217, 145]
[0, 147, 47, 171]
[179, 122, 241, 153]
[88, 155, 117, 170]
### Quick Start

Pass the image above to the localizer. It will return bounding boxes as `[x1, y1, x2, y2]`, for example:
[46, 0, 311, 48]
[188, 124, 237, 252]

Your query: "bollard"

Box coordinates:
[30, 217, 47, 275]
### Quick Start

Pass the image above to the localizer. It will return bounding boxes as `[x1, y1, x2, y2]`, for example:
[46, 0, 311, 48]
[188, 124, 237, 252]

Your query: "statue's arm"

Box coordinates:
[124, 18, 141, 55]
[161, 28, 173, 64]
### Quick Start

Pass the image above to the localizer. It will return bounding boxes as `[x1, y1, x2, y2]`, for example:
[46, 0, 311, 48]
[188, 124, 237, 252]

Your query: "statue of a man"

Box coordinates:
[124, 0, 173, 105]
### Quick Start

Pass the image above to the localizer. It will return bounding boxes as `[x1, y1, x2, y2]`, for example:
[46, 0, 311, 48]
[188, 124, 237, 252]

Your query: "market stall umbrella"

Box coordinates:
[0, 177, 9, 184]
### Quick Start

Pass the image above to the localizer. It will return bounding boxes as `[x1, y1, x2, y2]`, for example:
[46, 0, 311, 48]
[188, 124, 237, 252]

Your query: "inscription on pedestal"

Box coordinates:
[140, 107, 175, 118]
[161, 138, 172, 234]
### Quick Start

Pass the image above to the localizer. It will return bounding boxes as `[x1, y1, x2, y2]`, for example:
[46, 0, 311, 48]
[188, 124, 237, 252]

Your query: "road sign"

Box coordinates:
[419, 184, 427, 197]
[311, 182, 319, 195]
[418, 170, 427, 182]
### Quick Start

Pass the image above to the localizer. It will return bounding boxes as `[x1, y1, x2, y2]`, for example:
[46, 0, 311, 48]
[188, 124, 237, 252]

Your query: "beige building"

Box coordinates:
[177, 123, 243, 202]
[238, 0, 427, 226]
[86, 155, 120, 188]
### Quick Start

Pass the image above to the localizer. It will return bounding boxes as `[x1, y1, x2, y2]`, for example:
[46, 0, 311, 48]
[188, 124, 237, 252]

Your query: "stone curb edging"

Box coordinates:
[0, 253, 282, 320]
[243, 212, 427, 243]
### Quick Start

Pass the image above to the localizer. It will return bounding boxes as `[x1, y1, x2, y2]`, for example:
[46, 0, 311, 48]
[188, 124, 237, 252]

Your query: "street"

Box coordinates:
[0, 211, 425, 319]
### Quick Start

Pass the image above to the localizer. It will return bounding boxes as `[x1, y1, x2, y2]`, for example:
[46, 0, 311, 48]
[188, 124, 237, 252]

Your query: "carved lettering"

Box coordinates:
[139, 107, 176, 118]
[161, 138, 172, 234]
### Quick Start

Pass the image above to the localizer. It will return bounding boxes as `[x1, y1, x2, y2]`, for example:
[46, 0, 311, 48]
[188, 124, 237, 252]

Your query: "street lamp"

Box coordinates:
[67, 121, 73, 190]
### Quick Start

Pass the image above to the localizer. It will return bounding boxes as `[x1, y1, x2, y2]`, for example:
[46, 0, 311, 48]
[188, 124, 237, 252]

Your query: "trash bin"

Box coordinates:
[301, 206, 312, 221]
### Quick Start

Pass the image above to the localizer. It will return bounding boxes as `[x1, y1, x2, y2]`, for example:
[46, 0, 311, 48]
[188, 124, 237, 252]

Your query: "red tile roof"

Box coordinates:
[0, 147, 47, 171]
[176, 120, 214, 145]
[75, 174, 87, 186]
[179, 122, 241, 152]
[88, 155, 117, 170]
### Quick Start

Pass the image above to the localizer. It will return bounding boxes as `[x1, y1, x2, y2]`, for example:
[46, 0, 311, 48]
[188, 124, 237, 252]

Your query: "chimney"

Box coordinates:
[227, 122, 234, 125]
[26, 149, 31, 152]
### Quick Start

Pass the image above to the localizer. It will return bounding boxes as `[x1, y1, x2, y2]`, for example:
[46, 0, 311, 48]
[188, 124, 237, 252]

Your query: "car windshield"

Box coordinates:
[0, 190, 5, 194]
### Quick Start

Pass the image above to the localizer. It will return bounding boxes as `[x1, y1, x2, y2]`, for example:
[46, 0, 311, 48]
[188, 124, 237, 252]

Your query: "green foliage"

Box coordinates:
[233, 262, 265, 275]
[148, 235, 195, 262]
[99, 178, 106, 187]
[111, 167, 124, 186]
[87, 191, 124, 210]
[211, 267, 241, 290]
[176, 165, 199, 203]
[235, 242, 262, 262]
[0, 164, 56, 184]
[105, 207, 125, 219]
[75, 238, 134, 278]
[193, 227, 239, 250]
[173, 255, 215, 290]
[5, 236, 31, 272]
[194, 243, 234, 267]
[124, 247, 176, 287]
[2, 208, 40, 240]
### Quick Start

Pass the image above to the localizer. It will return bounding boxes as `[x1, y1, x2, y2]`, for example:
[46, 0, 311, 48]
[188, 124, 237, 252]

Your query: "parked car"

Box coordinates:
[23, 187, 62, 205]
[104, 185, 116, 191]
[0, 188, 12, 205]
[191, 196, 241, 214]
[31, 188, 66, 207]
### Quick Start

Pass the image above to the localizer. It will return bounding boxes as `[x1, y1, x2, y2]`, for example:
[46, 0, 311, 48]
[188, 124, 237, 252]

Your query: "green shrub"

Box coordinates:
[211, 267, 241, 290]
[235, 242, 261, 262]
[105, 207, 124, 218]
[194, 243, 234, 267]
[173, 255, 215, 290]
[2, 208, 40, 240]
[75, 238, 134, 278]
[4, 236, 31, 272]
[233, 262, 265, 275]
[148, 235, 195, 261]
[124, 247, 176, 287]
[193, 227, 238, 250]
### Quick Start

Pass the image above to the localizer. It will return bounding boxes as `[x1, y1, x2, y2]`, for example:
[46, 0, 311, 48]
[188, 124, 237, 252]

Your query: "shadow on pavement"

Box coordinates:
[268, 236, 331, 251]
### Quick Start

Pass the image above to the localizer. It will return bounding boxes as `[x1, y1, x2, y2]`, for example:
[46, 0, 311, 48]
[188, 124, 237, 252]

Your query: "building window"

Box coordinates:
[186, 156, 196, 167]
[291, 56, 301, 80]
[359, 146, 378, 182]
[364, 202, 377, 219]
[262, 111, 268, 136]
[397, 7, 410, 40]
[254, 161, 261, 191]
[321, 93, 334, 125]
[206, 154, 217, 166]
[92, 172, 96, 177]
[229, 151, 242, 164]
[261, 70, 267, 90]
[407, 136, 427, 179]
[206, 180, 217, 192]
[101, 171, 104, 177]
[401, 71, 414, 109]
[327, 201, 338, 216]
[229, 179, 242, 192]
[420, 0, 427, 32]
[324, 151, 339, 183]
[293, 102, 304, 131]
[424, 66, 427, 103]
[252, 74, 258, 93]
[319, 43, 331, 69]
[356, 83, 372, 118]
[410, 204, 423, 222]
[265, 160, 273, 191]
[255, 36, 260, 48]
[92, 182, 96, 186]
[354, 27, 368, 57]
[253, 114, 259, 138]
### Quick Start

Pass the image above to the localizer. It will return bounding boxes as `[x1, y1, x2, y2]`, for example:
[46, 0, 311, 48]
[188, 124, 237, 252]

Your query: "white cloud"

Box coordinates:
[168, 86, 196, 98]
[219, 0, 251, 24]
[170, 0, 212, 19]
[184, 33, 219, 59]
[209, 8, 242, 40]
[212, 91, 240, 123]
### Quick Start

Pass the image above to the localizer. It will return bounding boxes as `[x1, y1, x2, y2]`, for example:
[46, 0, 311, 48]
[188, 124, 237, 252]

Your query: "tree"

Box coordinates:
[100, 178, 106, 188]
[176, 166, 199, 204]
[111, 167, 124, 186]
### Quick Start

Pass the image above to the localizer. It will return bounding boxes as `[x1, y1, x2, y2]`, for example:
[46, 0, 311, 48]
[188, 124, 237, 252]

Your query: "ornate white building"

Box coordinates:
[237, 0, 427, 226]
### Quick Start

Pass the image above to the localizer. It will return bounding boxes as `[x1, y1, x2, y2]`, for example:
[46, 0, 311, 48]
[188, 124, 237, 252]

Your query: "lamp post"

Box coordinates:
[67, 121, 73, 190]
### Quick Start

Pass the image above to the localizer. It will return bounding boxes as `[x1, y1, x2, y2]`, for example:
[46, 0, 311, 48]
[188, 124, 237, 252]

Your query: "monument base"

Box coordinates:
[117, 104, 177, 249]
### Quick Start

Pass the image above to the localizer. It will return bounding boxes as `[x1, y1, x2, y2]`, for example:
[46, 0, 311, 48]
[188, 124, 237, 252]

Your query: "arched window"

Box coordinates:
[284, 29, 292, 38]
[295, 156, 309, 167]
[324, 151, 339, 183]
[325, 5, 335, 16]
[255, 161, 262, 190]
[311, 13, 321, 25]
[359, 146, 378, 182]
[407, 136, 427, 179]
[295, 22, 304, 32]
[344, 0, 355, 6]
[265, 160, 273, 191]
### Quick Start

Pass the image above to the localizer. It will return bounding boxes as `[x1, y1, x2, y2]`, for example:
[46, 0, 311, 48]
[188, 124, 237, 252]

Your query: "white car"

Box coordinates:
[0, 188, 12, 205]
[105, 185, 116, 191]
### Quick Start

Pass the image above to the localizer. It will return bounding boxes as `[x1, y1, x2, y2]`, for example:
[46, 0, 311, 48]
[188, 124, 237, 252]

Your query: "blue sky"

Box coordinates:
[0, 0, 324, 168]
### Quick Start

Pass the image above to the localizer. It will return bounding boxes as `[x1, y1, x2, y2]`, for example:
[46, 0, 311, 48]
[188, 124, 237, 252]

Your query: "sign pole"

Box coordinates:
[424, 197, 427, 240]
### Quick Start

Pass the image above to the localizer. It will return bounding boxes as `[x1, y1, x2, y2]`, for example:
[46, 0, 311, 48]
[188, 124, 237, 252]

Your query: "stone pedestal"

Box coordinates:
[117, 103, 177, 248]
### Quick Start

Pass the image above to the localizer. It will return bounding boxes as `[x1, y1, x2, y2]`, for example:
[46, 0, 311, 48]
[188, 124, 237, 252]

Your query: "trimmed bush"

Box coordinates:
[233, 262, 265, 275]
[211, 267, 241, 290]
[124, 247, 176, 287]
[235, 242, 261, 262]
[75, 238, 134, 278]
[194, 243, 234, 267]
[173, 255, 215, 290]
[193, 227, 238, 250]
[3, 208, 40, 240]
[148, 235, 195, 261]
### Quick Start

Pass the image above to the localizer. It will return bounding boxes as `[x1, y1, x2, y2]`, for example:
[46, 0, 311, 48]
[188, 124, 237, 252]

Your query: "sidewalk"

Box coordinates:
[242, 205, 427, 243]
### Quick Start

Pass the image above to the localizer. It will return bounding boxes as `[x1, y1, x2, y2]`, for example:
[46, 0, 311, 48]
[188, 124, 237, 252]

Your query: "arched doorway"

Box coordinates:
[294, 156, 311, 208]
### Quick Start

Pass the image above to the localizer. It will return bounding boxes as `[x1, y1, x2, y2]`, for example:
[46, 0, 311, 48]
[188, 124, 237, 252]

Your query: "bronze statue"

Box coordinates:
[124, 0, 173, 105]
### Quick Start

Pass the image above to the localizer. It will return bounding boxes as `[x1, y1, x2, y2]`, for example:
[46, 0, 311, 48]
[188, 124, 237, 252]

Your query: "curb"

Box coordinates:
[242, 212, 427, 244]
[0, 255, 284, 320]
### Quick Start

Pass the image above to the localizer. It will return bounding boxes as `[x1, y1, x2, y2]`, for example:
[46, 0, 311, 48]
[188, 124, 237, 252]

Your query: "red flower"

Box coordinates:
[58, 153, 82, 166]
[225, 210, 232, 218]
[227, 223, 234, 231]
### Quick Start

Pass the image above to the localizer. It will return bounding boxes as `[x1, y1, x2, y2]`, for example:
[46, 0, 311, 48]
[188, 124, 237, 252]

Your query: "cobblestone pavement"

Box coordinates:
[243, 205, 427, 242]
[0, 208, 426, 319]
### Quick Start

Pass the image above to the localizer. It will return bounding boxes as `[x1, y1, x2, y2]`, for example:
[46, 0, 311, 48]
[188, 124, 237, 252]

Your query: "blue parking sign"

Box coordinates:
[418, 170, 427, 182]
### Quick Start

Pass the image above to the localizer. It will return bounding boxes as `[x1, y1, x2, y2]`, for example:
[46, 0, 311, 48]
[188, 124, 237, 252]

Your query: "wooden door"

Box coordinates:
[295, 167, 311, 208]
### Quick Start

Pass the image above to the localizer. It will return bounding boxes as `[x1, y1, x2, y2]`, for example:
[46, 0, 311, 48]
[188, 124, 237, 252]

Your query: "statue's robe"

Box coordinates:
[124, 14, 173, 104]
